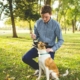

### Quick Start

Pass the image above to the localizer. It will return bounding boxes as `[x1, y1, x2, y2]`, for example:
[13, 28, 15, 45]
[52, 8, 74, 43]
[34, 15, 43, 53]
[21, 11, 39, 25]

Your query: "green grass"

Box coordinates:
[0, 31, 80, 80]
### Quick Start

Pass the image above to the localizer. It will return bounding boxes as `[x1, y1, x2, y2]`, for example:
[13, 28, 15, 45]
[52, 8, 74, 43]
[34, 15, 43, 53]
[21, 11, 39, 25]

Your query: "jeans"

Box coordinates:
[22, 47, 55, 70]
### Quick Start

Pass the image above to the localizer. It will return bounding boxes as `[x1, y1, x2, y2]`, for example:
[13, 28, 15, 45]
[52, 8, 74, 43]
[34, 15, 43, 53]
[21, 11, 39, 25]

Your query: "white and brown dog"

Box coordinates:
[36, 41, 68, 80]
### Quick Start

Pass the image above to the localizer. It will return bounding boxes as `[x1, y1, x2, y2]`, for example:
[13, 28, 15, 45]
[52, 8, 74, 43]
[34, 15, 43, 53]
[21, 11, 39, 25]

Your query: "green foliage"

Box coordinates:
[24, 6, 40, 21]
[2, 0, 80, 32]
[15, 0, 40, 21]
[0, 31, 80, 80]
[54, 0, 80, 30]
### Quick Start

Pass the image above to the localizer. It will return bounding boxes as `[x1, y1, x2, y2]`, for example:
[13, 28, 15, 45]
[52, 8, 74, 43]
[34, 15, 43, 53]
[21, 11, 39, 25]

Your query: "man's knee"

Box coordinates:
[22, 55, 28, 63]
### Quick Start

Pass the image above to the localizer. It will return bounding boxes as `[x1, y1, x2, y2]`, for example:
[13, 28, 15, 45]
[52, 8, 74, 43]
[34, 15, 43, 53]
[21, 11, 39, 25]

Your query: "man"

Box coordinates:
[22, 5, 64, 75]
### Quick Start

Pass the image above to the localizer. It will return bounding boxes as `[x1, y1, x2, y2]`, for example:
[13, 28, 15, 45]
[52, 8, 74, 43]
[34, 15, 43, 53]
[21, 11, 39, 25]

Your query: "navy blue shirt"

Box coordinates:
[34, 18, 64, 52]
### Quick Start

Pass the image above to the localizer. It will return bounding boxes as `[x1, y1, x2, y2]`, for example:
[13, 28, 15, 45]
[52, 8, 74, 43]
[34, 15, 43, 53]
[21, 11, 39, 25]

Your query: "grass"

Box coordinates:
[0, 31, 80, 80]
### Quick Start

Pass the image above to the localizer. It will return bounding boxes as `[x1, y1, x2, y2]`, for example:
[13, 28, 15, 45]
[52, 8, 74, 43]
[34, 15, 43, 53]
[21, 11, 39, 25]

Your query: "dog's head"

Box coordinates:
[33, 40, 48, 49]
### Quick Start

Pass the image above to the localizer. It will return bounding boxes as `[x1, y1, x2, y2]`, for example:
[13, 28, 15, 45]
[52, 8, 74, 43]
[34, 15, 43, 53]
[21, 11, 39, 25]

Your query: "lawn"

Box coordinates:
[0, 31, 80, 80]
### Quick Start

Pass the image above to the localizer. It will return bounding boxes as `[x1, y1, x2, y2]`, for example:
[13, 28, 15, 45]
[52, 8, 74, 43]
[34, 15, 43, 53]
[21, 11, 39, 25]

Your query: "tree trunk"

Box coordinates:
[0, 9, 3, 20]
[0, 3, 4, 20]
[56, 12, 58, 22]
[63, 18, 66, 34]
[72, 19, 75, 33]
[28, 20, 32, 34]
[0, 13, 2, 20]
[74, 15, 77, 31]
[8, 0, 18, 38]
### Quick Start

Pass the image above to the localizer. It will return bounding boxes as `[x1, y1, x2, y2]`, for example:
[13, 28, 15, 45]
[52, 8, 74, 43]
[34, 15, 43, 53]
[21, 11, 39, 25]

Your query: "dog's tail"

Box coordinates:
[60, 69, 69, 77]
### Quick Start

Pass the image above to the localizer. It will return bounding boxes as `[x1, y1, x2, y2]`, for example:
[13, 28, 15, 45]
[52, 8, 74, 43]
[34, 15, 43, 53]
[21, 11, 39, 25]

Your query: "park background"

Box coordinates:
[0, 0, 80, 80]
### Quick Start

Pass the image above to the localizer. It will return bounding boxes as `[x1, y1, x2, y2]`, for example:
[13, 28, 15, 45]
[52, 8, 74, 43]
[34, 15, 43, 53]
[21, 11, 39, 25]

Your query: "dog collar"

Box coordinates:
[40, 52, 49, 55]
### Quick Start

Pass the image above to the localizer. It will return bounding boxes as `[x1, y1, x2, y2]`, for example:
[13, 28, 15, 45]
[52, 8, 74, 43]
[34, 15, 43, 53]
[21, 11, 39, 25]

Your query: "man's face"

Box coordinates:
[41, 13, 51, 23]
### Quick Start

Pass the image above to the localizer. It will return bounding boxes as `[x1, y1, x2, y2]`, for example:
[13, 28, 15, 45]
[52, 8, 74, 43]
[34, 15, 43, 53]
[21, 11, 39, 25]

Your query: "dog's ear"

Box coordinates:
[41, 42, 48, 47]
[40, 42, 45, 47]
[33, 40, 39, 48]
[34, 41, 38, 45]
[44, 42, 49, 48]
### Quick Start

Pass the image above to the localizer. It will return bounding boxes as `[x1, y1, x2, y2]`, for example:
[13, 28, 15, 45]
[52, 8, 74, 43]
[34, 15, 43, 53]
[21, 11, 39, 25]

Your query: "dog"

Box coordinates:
[36, 41, 69, 80]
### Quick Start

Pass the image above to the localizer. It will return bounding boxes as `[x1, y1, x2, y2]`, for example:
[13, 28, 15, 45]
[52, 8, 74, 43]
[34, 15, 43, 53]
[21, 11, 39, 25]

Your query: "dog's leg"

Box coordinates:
[36, 66, 42, 80]
[45, 67, 49, 80]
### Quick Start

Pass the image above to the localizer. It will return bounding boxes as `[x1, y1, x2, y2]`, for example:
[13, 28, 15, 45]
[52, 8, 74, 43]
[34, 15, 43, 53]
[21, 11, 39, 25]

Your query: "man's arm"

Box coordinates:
[52, 23, 64, 52]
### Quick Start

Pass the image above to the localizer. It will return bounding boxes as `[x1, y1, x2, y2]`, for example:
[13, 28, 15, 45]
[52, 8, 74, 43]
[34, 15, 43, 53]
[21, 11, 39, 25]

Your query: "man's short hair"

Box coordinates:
[41, 5, 52, 14]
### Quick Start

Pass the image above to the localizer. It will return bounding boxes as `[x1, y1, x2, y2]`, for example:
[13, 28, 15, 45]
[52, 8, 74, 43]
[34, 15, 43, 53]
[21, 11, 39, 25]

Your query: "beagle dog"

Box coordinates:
[36, 41, 68, 80]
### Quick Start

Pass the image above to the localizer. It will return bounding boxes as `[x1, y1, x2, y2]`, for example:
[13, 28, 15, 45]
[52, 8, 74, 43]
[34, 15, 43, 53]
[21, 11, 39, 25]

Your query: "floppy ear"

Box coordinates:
[33, 40, 39, 47]
[41, 42, 48, 48]
[34, 41, 38, 45]
[39, 42, 44, 47]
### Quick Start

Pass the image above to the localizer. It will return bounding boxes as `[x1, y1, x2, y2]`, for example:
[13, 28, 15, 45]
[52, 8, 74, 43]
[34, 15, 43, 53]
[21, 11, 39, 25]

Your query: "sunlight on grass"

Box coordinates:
[0, 32, 80, 80]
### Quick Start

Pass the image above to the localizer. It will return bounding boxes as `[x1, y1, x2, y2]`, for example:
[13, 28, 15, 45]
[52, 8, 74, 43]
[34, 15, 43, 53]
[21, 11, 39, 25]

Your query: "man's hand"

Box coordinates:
[30, 34, 36, 40]
[46, 48, 54, 52]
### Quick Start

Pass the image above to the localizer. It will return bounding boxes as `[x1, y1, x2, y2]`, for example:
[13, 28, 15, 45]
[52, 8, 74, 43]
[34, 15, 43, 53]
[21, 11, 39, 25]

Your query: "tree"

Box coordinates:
[15, 0, 40, 33]
[0, 1, 4, 20]
[8, 0, 18, 37]
[1, 0, 18, 37]
[65, 0, 80, 33]
[54, 0, 80, 33]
